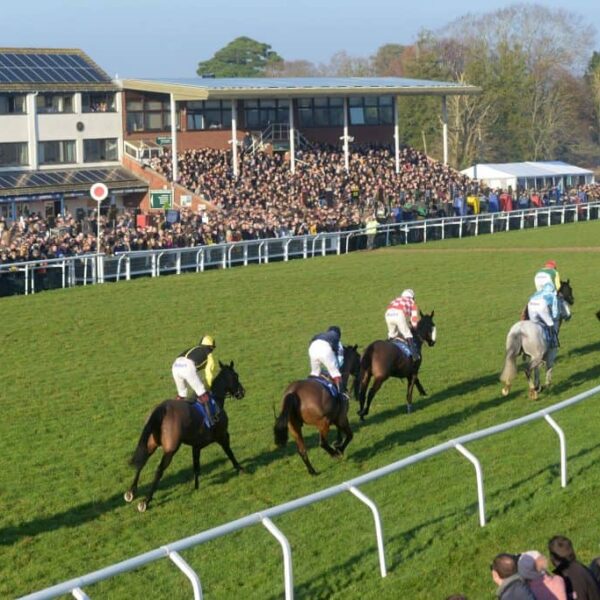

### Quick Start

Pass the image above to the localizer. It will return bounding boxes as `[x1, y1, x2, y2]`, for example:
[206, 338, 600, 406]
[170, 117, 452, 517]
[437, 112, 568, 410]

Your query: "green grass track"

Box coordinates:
[1, 220, 600, 599]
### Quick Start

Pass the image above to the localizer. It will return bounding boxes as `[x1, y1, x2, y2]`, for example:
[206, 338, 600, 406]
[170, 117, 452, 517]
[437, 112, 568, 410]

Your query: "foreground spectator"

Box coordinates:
[548, 536, 600, 600]
[518, 550, 567, 600]
[491, 553, 535, 599]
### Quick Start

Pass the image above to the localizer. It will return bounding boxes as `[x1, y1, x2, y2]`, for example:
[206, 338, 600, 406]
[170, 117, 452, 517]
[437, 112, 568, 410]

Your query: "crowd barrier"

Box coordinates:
[21, 384, 600, 599]
[2, 202, 599, 297]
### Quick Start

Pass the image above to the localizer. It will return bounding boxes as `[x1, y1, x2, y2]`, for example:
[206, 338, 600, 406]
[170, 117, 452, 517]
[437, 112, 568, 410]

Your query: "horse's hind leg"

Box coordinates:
[358, 369, 372, 416]
[289, 421, 317, 475]
[138, 449, 176, 512]
[125, 436, 158, 503]
[359, 376, 385, 420]
[217, 431, 244, 473]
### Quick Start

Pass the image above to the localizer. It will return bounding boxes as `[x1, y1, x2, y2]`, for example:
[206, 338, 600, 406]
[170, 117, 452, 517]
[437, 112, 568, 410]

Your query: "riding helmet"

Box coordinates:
[328, 326, 341, 337]
[545, 260, 557, 269]
[200, 335, 216, 348]
[401, 289, 415, 299]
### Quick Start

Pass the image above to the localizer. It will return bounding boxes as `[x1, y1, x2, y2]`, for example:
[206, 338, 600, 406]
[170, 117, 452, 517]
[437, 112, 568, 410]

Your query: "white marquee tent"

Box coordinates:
[461, 161, 594, 190]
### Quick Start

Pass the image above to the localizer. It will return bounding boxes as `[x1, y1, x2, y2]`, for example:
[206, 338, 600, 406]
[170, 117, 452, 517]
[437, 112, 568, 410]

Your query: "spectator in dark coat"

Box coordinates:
[548, 536, 600, 600]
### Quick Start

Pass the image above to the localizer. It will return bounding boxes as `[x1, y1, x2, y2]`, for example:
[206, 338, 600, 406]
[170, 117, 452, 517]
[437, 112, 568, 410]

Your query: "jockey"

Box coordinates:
[309, 325, 345, 394]
[534, 260, 561, 292]
[385, 289, 421, 359]
[172, 335, 217, 422]
[527, 283, 559, 348]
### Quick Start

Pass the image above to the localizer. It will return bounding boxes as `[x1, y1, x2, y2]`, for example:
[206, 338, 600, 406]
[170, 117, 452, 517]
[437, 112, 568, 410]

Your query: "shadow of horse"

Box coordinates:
[350, 389, 509, 463]
[0, 454, 235, 547]
[566, 340, 600, 358]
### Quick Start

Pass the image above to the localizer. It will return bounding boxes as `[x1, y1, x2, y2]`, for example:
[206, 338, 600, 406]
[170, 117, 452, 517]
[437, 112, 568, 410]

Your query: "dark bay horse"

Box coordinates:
[358, 311, 436, 419]
[273, 345, 361, 475]
[125, 361, 245, 512]
[501, 280, 573, 399]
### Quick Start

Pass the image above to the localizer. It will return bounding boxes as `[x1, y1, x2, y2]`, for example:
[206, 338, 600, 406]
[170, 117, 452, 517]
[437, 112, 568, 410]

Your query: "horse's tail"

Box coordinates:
[130, 403, 166, 469]
[274, 392, 297, 447]
[500, 323, 521, 387]
[360, 343, 375, 374]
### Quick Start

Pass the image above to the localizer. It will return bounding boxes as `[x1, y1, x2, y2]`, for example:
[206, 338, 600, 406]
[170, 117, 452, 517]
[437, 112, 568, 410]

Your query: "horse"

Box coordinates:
[273, 344, 361, 475]
[500, 280, 573, 400]
[357, 311, 437, 419]
[125, 361, 245, 512]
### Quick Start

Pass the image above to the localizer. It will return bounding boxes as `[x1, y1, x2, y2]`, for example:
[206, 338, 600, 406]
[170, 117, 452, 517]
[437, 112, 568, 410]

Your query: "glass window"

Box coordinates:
[36, 93, 74, 114]
[0, 93, 27, 114]
[0, 142, 28, 166]
[39, 140, 76, 164]
[83, 138, 118, 162]
[186, 100, 231, 130]
[349, 106, 365, 125]
[125, 91, 173, 132]
[379, 106, 393, 124]
[379, 95, 393, 106]
[298, 107, 314, 127]
[329, 97, 343, 107]
[82, 92, 116, 113]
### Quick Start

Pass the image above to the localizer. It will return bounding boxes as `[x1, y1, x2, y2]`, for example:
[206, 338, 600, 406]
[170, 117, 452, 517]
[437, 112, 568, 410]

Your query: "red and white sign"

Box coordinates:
[90, 182, 109, 201]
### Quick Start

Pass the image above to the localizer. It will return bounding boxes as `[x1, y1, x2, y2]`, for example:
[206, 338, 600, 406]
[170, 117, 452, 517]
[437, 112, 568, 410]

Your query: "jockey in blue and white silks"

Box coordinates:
[527, 283, 559, 347]
[534, 260, 561, 292]
[309, 326, 344, 392]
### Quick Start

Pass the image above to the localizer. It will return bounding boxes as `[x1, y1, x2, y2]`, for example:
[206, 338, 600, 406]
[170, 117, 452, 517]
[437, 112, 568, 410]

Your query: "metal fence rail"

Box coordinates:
[21, 384, 600, 600]
[2, 202, 599, 297]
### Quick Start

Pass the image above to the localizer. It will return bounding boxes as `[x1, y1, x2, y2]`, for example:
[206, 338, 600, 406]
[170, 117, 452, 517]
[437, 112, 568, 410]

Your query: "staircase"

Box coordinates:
[250, 123, 311, 154]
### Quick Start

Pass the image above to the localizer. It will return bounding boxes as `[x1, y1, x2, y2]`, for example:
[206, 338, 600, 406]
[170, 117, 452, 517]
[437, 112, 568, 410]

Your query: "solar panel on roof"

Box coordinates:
[0, 50, 111, 85]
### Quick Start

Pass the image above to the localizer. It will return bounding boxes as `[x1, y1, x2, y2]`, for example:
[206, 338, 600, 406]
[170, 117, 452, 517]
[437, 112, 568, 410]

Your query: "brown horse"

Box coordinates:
[125, 361, 245, 512]
[273, 345, 361, 475]
[358, 311, 436, 419]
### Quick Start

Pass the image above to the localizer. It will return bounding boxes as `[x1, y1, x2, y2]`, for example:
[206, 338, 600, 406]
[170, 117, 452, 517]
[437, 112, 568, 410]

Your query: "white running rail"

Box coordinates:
[21, 384, 600, 600]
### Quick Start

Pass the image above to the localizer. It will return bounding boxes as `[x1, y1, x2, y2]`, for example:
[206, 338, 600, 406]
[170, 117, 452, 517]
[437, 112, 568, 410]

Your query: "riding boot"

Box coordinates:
[332, 376, 343, 398]
[408, 338, 420, 361]
[198, 394, 214, 426]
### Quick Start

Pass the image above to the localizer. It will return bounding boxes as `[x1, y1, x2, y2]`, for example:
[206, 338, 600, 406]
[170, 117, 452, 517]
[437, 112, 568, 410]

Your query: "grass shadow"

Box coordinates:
[0, 452, 236, 547]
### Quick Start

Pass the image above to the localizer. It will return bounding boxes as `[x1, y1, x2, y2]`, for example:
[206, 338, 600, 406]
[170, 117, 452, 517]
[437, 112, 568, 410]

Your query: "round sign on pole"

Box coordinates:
[90, 182, 109, 201]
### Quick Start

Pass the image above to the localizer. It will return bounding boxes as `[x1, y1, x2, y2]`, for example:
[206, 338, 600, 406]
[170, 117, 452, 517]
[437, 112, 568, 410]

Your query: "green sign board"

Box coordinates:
[150, 190, 172, 210]
[156, 136, 172, 145]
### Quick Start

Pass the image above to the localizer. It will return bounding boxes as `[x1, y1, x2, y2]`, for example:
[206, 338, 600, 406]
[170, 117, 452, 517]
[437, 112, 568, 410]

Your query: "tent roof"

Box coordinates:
[462, 161, 593, 180]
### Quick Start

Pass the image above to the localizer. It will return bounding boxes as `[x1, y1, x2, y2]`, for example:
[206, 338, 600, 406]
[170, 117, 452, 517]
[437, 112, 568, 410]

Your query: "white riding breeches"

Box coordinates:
[527, 299, 554, 328]
[172, 356, 206, 397]
[385, 309, 412, 339]
[308, 339, 341, 378]
[534, 272, 553, 292]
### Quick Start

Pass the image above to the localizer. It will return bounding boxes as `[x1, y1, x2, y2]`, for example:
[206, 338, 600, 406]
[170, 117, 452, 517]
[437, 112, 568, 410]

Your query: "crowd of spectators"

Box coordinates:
[2, 143, 600, 265]
[446, 534, 600, 600]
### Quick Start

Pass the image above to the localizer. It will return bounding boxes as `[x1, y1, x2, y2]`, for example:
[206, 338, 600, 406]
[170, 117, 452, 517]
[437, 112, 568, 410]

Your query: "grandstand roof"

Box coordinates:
[120, 76, 481, 101]
[0, 167, 147, 199]
[461, 161, 593, 181]
[0, 48, 117, 92]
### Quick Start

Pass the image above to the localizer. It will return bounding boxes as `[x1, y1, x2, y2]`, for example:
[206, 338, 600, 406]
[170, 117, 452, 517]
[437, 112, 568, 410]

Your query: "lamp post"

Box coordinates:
[90, 183, 109, 284]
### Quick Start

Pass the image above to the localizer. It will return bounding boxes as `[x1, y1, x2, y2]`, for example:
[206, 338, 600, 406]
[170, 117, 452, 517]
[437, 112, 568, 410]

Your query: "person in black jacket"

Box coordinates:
[548, 535, 600, 600]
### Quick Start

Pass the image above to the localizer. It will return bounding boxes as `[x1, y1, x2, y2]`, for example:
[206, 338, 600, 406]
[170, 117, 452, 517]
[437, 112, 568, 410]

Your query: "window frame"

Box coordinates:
[83, 138, 118, 163]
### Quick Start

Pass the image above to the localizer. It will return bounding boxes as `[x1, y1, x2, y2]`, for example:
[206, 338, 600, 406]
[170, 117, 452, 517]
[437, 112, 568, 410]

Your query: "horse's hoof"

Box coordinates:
[124, 490, 134, 503]
[529, 389, 538, 401]
[501, 387, 510, 397]
[406, 405, 413, 414]
[137, 501, 147, 513]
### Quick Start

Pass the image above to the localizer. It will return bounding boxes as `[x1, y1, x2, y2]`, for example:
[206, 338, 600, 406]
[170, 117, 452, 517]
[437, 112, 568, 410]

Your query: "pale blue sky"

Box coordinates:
[3, 0, 599, 78]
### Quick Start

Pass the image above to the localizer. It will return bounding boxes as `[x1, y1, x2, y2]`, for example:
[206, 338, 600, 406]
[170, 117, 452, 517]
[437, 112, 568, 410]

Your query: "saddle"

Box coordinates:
[389, 337, 414, 358]
[189, 395, 220, 429]
[308, 375, 344, 400]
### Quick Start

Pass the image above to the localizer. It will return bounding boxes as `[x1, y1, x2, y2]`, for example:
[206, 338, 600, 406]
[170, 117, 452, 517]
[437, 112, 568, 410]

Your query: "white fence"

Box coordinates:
[21, 384, 600, 600]
[2, 202, 599, 297]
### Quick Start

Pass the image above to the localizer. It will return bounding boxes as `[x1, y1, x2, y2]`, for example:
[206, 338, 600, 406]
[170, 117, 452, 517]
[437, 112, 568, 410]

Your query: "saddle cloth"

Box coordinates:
[190, 395, 220, 429]
[390, 338, 414, 358]
[309, 375, 341, 399]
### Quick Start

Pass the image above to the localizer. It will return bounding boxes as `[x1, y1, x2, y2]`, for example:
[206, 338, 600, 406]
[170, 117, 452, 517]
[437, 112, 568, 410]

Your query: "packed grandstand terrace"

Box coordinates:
[1, 143, 599, 265]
